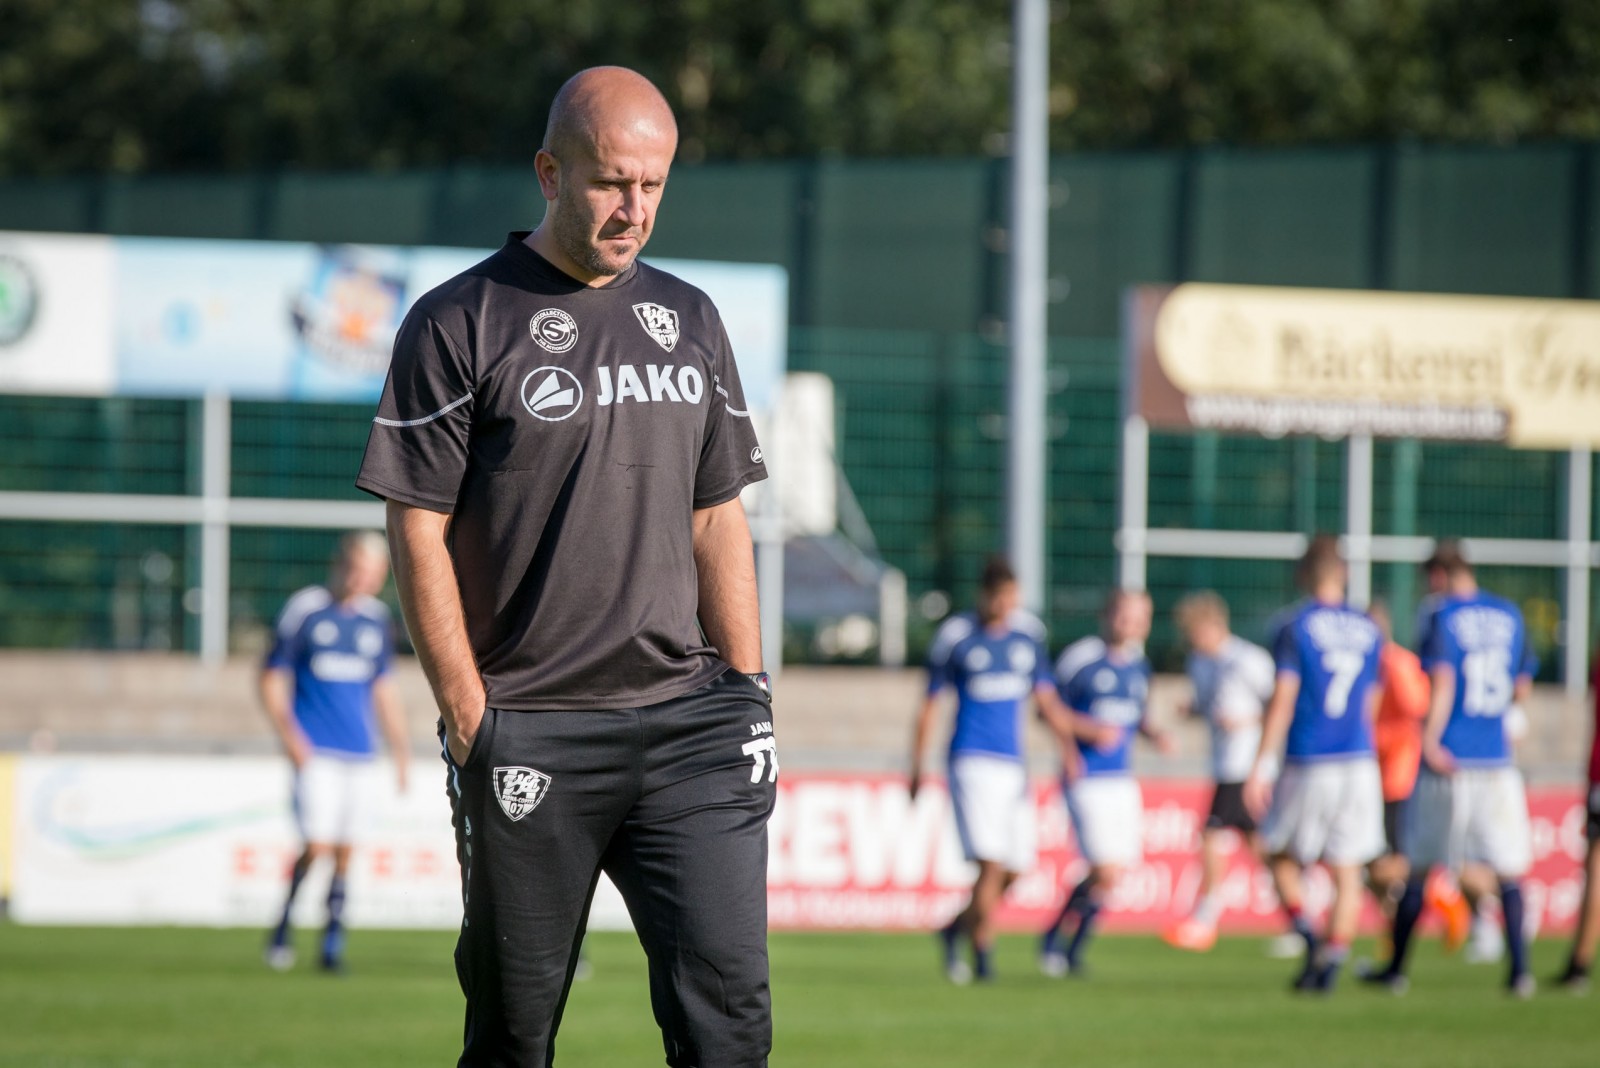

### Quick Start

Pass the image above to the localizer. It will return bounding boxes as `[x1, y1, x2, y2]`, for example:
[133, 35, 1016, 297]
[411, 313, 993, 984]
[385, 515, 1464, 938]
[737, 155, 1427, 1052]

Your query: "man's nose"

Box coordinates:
[617, 186, 648, 226]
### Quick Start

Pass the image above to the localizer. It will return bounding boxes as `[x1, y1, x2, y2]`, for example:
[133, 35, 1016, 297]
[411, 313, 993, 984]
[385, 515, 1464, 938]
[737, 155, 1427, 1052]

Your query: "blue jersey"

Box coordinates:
[1421, 591, 1536, 768]
[1270, 600, 1380, 764]
[1056, 637, 1151, 777]
[265, 586, 394, 758]
[927, 611, 1051, 762]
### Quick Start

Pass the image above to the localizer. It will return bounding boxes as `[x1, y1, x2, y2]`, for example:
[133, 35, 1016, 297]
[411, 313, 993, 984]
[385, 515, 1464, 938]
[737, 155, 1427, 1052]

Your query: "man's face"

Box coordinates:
[1424, 564, 1448, 596]
[1184, 615, 1227, 656]
[980, 580, 1021, 623]
[537, 123, 675, 281]
[1108, 593, 1152, 647]
[336, 548, 389, 600]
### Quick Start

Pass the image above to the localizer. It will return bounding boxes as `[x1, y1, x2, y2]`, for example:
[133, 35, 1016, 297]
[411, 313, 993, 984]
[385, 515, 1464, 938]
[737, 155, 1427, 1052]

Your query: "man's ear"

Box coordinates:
[534, 150, 562, 201]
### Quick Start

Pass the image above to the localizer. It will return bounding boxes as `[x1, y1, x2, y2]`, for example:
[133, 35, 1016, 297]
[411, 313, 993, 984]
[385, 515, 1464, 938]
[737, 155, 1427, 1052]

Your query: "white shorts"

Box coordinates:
[1408, 766, 1531, 878]
[1261, 758, 1384, 867]
[1064, 775, 1144, 867]
[949, 753, 1037, 873]
[293, 754, 374, 845]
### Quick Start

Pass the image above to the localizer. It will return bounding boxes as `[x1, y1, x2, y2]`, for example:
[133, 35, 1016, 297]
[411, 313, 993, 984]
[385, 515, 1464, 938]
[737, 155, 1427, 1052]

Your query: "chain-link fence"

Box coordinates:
[2, 144, 1596, 671]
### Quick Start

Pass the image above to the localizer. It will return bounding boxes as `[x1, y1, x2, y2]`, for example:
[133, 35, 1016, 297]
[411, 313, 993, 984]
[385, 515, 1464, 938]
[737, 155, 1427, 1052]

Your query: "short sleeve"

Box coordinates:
[1272, 621, 1301, 678]
[1515, 616, 1538, 680]
[1420, 611, 1456, 675]
[926, 644, 954, 696]
[264, 609, 302, 672]
[355, 308, 475, 513]
[692, 316, 768, 509]
[1059, 662, 1090, 712]
[374, 616, 396, 678]
[1033, 637, 1053, 687]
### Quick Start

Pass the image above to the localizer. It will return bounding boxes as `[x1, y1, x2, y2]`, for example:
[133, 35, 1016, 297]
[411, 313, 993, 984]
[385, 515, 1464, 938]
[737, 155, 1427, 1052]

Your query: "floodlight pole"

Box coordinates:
[1007, 0, 1050, 611]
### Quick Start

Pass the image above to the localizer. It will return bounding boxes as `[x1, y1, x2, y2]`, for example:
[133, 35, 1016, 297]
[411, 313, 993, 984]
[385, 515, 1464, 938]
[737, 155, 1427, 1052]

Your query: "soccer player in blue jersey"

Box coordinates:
[1244, 536, 1385, 994]
[260, 531, 410, 973]
[911, 557, 1108, 984]
[1362, 542, 1539, 997]
[1040, 588, 1172, 978]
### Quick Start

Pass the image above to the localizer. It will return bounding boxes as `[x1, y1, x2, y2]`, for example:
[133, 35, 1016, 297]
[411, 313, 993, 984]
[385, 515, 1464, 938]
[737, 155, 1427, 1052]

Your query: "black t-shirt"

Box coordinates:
[356, 233, 767, 711]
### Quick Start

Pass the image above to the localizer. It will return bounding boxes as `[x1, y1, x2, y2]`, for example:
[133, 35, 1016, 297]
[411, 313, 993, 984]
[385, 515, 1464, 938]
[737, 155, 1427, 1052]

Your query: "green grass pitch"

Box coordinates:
[0, 926, 1592, 1066]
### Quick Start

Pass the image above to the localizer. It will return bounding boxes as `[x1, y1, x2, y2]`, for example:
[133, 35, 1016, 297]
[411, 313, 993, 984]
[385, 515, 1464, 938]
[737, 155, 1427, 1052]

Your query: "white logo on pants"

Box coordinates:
[742, 737, 779, 783]
[493, 766, 552, 821]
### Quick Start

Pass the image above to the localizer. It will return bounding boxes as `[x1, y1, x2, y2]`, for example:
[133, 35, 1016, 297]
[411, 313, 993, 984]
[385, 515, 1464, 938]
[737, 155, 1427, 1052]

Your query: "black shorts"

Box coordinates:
[1587, 784, 1600, 844]
[1383, 797, 1410, 857]
[1205, 782, 1256, 833]
[442, 670, 777, 1067]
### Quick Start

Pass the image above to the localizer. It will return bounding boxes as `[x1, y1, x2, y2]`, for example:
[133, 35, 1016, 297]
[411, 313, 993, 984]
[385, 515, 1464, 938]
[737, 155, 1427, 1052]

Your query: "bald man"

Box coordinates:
[358, 68, 774, 1066]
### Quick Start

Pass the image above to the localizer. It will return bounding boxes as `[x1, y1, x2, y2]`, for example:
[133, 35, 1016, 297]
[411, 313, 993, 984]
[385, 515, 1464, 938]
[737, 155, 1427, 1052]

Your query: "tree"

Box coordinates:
[1, 0, 1597, 176]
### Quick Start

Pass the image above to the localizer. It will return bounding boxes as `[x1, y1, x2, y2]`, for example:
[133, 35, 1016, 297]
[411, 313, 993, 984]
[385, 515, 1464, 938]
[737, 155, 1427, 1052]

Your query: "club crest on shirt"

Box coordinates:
[632, 302, 679, 352]
[493, 766, 552, 821]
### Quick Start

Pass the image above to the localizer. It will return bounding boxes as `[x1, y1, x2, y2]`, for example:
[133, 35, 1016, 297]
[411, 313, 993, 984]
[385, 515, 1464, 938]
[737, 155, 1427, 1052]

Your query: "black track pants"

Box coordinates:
[442, 669, 778, 1067]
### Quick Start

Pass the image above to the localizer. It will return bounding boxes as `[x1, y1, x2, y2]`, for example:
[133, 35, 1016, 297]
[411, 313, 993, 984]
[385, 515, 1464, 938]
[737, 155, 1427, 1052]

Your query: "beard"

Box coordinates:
[550, 199, 644, 279]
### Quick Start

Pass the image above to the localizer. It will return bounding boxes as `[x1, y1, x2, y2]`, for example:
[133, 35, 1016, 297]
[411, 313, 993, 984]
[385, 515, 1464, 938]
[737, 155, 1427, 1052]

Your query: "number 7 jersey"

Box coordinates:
[1270, 600, 1382, 764]
[1420, 591, 1537, 768]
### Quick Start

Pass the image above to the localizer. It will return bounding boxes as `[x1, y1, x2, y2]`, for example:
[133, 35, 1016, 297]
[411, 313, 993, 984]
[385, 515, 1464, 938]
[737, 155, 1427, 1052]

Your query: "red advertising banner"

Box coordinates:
[767, 775, 1589, 935]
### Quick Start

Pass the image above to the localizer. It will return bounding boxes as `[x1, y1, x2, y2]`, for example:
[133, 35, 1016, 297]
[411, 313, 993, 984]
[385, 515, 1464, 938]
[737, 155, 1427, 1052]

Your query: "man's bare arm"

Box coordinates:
[908, 693, 942, 799]
[386, 500, 485, 764]
[1422, 663, 1458, 773]
[692, 496, 762, 673]
[258, 666, 310, 768]
[1244, 672, 1299, 817]
[373, 674, 410, 792]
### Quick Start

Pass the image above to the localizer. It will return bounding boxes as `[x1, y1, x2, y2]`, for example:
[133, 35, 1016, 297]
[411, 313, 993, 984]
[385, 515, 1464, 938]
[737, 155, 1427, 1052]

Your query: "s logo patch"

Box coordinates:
[530, 308, 578, 353]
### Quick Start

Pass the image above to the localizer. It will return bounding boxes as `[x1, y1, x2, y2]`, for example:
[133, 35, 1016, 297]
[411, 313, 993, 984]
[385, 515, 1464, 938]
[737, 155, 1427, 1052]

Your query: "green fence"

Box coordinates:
[1, 144, 1595, 673]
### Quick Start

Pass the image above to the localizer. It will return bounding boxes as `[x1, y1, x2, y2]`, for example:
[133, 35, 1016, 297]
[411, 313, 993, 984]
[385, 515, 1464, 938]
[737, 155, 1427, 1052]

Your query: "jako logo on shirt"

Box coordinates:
[632, 302, 679, 351]
[493, 766, 552, 821]
[529, 308, 578, 353]
[521, 367, 584, 421]
[595, 364, 704, 406]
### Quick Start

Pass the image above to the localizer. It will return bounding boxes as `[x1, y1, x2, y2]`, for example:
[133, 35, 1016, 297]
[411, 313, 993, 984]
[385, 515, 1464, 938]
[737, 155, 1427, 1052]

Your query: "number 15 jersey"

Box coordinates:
[1271, 600, 1381, 764]
[1421, 591, 1536, 768]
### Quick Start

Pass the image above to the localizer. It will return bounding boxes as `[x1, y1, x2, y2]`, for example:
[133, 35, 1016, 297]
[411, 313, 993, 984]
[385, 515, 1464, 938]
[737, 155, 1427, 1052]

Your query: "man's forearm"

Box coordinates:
[387, 501, 484, 728]
[257, 669, 302, 752]
[1253, 677, 1296, 772]
[692, 497, 762, 672]
[374, 677, 410, 761]
[1423, 666, 1455, 749]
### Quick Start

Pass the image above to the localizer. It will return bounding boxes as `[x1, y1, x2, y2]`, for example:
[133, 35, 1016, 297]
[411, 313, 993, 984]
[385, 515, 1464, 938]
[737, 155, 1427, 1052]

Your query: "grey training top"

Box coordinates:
[356, 234, 767, 711]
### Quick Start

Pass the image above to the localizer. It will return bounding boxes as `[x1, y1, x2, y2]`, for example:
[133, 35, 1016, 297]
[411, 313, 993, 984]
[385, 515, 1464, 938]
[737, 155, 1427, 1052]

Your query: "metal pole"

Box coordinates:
[1346, 433, 1373, 608]
[1565, 445, 1592, 698]
[199, 391, 231, 662]
[1007, 0, 1050, 611]
[1118, 415, 1150, 589]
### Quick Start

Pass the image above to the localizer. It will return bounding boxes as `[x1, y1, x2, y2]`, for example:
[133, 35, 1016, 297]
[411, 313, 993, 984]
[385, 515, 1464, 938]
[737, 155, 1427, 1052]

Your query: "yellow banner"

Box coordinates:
[1130, 283, 1600, 449]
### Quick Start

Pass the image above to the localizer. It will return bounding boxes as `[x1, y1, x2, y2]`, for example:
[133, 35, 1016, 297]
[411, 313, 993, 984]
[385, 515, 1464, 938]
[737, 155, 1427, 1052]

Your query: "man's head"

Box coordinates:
[1423, 538, 1473, 594]
[331, 530, 390, 603]
[533, 67, 678, 284]
[976, 556, 1020, 625]
[1174, 590, 1230, 656]
[1104, 588, 1153, 648]
[1296, 533, 1345, 599]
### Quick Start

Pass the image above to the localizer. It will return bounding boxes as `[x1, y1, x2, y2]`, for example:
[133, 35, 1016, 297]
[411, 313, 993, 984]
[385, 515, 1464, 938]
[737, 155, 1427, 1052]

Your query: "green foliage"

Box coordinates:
[2, 1, 1598, 175]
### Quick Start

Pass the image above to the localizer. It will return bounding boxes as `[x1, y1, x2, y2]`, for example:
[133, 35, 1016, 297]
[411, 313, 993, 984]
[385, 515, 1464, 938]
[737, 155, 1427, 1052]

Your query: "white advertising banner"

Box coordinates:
[7, 755, 631, 930]
[0, 232, 116, 396]
[0, 231, 787, 408]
